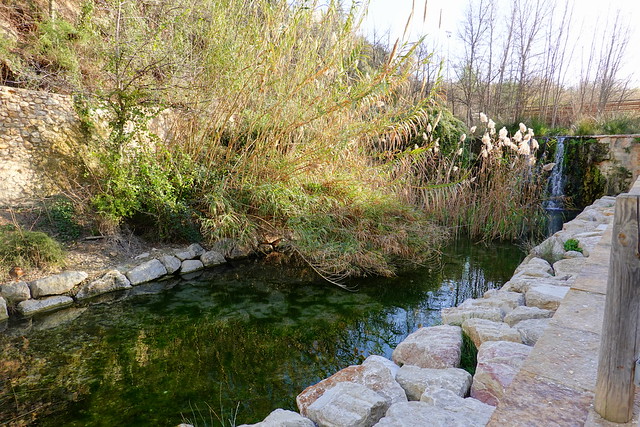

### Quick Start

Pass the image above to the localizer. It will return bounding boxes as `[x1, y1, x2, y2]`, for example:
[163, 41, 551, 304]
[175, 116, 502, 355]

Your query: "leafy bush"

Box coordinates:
[41, 197, 82, 241]
[0, 228, 65, 271]
[563, 238, 582, 253]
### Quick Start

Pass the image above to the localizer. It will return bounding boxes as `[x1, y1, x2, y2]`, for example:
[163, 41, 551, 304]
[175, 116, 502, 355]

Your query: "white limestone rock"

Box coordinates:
[126, 259, 167, 285]
[17, 295, 74, 316]
[180, 259, 204, 274]
[482, 289, 525, 311]
[471, 341, 532, 406]
[200, 250, 227, 267]
[441, 300, 504, 326]
[420, 387, 495, 426]
[159, 255, 182, 274]
[503, 306, 553, 327]
[514, 318, 551, 346]
[514, 257, 554, 276]
[376, 400, 490, 427]
[305, 382, 388, 427]
[462, 318, 522, 348]
[392, 325, 462, 369]
[553, 258, 587, 280]
[563, 250, 584, 259]
[395, 365, 472, 401]
[296, 358, 406, 417]
[362, 355, 399, 377]
[239, 409, 315, 427]
[1, 281, 31, 303]
[525, 284, 569, 311]
[29, 271, 88, 298]
[75, 270, 131, 300]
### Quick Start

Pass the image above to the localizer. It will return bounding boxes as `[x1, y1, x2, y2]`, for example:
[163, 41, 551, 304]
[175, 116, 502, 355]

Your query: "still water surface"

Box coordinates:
[0, 238, 524, 426]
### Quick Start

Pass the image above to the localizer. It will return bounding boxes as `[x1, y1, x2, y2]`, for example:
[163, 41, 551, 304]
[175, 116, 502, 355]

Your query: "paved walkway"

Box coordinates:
[488, 226, 640, 426]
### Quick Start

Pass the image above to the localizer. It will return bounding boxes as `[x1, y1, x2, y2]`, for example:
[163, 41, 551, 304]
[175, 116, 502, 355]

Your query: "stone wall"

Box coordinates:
[0, 85, 84, 206]
[595, 135, 640, 193]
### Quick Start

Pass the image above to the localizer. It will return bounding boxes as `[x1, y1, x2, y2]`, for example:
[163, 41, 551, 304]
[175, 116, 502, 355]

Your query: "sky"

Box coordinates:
[356, 0, 640, 86]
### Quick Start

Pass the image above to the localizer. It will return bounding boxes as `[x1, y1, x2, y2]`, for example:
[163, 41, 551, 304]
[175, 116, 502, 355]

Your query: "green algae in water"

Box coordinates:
[0, 238, 524, 426]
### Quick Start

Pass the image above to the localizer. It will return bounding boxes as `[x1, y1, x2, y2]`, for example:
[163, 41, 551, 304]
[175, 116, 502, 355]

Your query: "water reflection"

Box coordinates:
[0, 238, 523, 426]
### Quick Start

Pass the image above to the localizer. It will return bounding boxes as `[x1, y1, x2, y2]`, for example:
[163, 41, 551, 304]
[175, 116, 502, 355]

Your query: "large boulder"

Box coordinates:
[525, 284, 570, 311]
[471, 341, 532, 406]
[29, 271, 88, 298]
[296, 357, 406, 416]
[239, 409, 314, 427]
[159, 255, 181, 274]
[1, 281, 31, 303]
[75, 270, 131, 300]
[482, 290, 525, 311]
[180, 259, 204, 274]
[305, 382, 388, 427]
[420, 387, 495, 425]
[441, 301, 504, 326]
[392, 325, 462, 369]
[513, 257, 554, 277]
[375, 400, 490, 427]
[395, 365, 472, 401]
[503, 306, 553, 327]
[461, 318, 521, 348]
[17, 295, 74, 316]
[126, 259, 167, 285]
[514, 318, 551, 346]
[553, 258, 587, 280]
[200, 250, 227, 267]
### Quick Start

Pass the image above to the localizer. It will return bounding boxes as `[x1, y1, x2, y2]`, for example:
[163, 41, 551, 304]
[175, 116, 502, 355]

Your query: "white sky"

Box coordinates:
[357, 0, 640, 86]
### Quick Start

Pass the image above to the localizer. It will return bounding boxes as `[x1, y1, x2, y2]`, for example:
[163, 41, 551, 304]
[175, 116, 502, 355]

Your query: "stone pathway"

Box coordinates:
[488, 225, 640, 426]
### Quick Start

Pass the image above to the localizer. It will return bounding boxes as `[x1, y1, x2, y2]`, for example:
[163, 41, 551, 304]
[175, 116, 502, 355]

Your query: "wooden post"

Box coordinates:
[594, 190, 640, 423]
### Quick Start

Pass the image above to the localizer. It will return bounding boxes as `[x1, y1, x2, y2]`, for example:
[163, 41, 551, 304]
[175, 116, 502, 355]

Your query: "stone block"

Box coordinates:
[305, 382, 388, 427]
[297, 357, 406, 416]
[126, 259, 167, 285]
[180, 259, 204, 274]
[525, 284, 569, 311]
[1, 281, 31, 303]
[420, 387, 495, 426]
[392, 325, 462, 368]
[471, 341, 532, 406]
[239, 408, 314, 427]
[75, 270, 132, 300]
[396, 365, 472, 401]
[514, 318, 550, 346]
[159, 255, 181, 274]
[200, 250, 227, 267]
[29, 271, 88, 298]
[441, 304, 504, 326]
[462, 318, 521, 348]
[17, 295, 74, 316]
[503, 306, 553, 327]
[376, 400, 492, 427]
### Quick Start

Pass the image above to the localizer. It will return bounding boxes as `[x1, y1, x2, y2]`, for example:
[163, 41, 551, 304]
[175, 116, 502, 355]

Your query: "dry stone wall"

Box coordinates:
[0, 85, 84, 206]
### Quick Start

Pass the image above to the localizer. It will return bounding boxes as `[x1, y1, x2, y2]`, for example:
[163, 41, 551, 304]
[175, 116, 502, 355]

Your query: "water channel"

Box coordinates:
[0, 238, 525, 426]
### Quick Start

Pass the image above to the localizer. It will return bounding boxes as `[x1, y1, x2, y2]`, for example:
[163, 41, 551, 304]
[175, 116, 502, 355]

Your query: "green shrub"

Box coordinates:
[41, 197, 82, 241]
[563, 238, 582, 253]
[0, 228, 65, 271]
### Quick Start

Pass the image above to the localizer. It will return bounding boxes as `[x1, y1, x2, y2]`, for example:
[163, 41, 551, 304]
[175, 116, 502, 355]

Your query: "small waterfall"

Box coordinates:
[545, 136, 566, 210]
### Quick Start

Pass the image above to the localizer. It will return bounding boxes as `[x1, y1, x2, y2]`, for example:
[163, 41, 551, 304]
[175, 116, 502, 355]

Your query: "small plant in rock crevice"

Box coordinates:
[563, 238, 582, 253]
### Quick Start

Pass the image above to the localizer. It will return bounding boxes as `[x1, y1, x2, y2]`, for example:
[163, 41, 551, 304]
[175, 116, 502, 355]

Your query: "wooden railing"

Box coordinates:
[594, 177, 640, 422]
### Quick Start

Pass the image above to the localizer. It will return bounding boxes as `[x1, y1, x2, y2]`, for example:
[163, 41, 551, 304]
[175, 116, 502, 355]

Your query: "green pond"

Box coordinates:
[0, 238, 524, 426]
